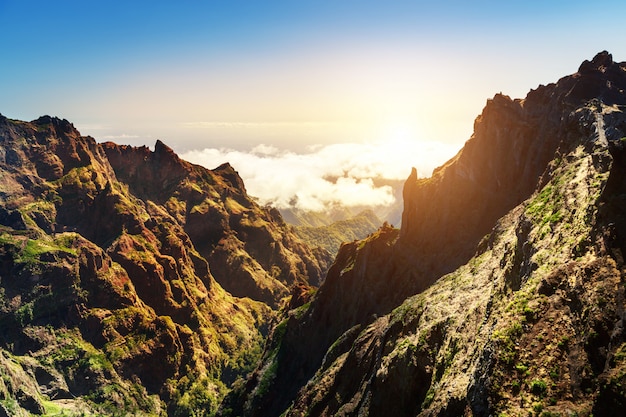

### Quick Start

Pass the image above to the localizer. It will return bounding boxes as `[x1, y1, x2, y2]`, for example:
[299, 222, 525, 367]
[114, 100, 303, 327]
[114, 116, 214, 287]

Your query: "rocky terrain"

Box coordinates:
[0, 117, 330, 416]
[222, 51, 626, 416]
[2, 51, 626, 417]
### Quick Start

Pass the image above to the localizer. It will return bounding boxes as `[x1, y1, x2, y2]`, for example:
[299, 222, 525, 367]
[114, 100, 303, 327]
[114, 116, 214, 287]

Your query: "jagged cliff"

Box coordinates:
[0, 117, 330, 416]
[101, 140, 331, 307]
[224, 51, 626, 416]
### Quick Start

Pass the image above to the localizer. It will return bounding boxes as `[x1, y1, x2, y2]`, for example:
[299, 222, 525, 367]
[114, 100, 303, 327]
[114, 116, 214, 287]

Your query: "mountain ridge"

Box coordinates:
[222, 51, 626, 416]
[2, 51, 626, 416]
[290, 209, 383, 257]
[0, 115, 330, 415]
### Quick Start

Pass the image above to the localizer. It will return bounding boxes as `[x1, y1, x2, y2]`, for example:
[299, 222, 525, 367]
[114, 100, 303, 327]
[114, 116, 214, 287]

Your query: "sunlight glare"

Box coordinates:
[370, 121, 459, 179]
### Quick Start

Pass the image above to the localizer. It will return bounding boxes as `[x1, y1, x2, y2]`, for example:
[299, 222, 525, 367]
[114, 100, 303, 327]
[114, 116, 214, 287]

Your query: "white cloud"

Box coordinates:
[180, 139, 459, 212]
[100, 133, 141, 140]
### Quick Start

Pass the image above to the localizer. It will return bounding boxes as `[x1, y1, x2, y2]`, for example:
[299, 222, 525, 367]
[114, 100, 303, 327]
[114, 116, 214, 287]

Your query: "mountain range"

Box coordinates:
[220, 51, 626, 417]
[1, 51, 626, 416]
[0, 118, 330, 415]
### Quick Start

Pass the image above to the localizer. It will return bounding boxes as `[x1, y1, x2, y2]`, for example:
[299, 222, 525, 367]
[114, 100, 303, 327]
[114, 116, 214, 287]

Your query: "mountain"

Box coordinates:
[279, 178, 405, 228]
[291, 210, 383, 257]
[101, 140, 332, 308]
[0, 116, 330, 416]
[222, 51, 626, 416]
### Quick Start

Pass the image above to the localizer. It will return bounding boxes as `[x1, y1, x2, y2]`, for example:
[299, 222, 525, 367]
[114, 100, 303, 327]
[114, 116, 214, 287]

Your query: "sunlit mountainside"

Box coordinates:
[221, 51, 626, 416]
[0, 117, 330, 415]
[2, 51, 626, 417]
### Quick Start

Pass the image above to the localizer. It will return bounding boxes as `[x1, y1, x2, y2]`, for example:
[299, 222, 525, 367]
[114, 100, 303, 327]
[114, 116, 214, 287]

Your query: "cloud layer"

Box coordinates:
[180, 139, 459, 212]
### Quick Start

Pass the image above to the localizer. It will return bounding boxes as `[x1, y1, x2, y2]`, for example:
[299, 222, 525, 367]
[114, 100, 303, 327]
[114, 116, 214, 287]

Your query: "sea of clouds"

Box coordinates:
[180, 140, 459, 212]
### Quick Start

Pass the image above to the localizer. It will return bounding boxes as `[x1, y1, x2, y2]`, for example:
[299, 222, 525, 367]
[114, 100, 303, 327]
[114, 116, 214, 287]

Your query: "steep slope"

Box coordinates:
[102, 140, 332, 308]
[223, 51, 626, 416]
[0, 116, 328, 416]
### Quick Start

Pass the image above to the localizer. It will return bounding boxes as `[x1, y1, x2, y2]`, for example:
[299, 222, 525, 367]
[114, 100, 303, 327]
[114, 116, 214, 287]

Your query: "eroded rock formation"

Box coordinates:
[226, 51, 626, 416]
[0, 116, 330, 415]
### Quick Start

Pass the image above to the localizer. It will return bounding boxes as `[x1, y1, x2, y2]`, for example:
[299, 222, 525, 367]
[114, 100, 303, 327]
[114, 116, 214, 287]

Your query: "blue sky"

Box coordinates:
[1, 1, 626, 212]
[2, 1, 625, 150]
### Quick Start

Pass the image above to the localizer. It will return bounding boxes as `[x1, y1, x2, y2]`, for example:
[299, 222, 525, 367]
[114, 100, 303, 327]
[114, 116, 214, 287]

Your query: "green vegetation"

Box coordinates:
[15, 302, 34, 326]
[40, 329, 114, 373]
[86, 382, 159, 417]
[0, 399, 20, 416]
[525, 184, 563, 237]
[0, 231, 77, 265]
[390, 295, 424, 327]
[549, 366, 560, 380]
[493, 320, 524, 366]
[55, 165, 100, 194]
[291, 301, 311, 320]
[226, 342, 263, 378]
[557, 336, 569, 351]
[293, 211, 383, 255]
[255, 357, 279, 400]
[172, 375, 225, 417]
[421, 386, 436, 409]
[515, 363, 529, 375]
[530, 379, 548, 397]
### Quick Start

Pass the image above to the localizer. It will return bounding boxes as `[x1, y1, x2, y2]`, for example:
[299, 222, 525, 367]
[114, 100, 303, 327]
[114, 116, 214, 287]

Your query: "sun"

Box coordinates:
[377, 122, 422, 152]
[367, 120, 460, 179]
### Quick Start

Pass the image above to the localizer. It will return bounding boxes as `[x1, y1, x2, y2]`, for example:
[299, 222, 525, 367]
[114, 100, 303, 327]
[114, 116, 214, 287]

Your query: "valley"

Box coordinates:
[1, 51, 626, 416]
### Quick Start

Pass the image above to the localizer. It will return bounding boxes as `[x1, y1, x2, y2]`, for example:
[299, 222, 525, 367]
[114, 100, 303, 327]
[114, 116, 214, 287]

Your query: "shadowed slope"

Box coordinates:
[222, 51, 626, 416]
[0, 115, 329, 415]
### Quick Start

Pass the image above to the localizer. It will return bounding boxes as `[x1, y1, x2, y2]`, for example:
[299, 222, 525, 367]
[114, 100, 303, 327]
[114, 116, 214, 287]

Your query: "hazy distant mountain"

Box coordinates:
[279, 178, 404, 228]
[291, 209, 383, 257]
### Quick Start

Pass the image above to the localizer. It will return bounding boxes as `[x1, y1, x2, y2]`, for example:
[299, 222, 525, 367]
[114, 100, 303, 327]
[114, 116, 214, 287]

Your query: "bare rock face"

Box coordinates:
[0, 115, 329, 415]
[225, 52, 626, 416]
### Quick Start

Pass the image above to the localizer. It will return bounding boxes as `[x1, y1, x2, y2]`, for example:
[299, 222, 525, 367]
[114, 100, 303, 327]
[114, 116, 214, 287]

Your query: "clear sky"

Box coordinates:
[2, 1, 626, 212]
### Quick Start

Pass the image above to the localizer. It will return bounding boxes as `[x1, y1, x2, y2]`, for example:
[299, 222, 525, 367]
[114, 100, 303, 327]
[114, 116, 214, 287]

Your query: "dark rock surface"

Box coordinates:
[0, 115, 330, 415]
[224, 52, 626, 416]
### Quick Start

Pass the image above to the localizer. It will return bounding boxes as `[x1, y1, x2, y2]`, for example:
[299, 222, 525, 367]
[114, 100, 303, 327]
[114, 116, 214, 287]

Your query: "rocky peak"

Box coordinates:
[153, 139, 187, 170]
[569, 50, 626, 105]
[225, 52, 626, 417]
[154, 138, 176, 154]
[0, 116, 331, 415]
[102, 140, 192, 201]
[578, 50, 613, 73]
[213, 162, 247, 194]
[32, 115, 81, 138]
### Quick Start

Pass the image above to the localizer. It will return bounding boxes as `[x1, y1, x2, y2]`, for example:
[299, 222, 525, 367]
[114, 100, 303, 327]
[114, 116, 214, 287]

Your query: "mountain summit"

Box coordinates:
[2, 51, 626, 416]
[223, 51, 626, 416]
[0, 116, 330, 415]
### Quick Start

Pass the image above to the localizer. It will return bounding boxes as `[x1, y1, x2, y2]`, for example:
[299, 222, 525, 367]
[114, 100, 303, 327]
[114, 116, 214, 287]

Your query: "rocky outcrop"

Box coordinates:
[0, 116, 329, 415]
[225, 52, 626, 416]
[102, 141, 332, 307]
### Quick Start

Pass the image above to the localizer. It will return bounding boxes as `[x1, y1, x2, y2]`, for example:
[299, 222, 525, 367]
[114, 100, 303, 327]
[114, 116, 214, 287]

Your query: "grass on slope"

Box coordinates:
[293, 211, 382, 256]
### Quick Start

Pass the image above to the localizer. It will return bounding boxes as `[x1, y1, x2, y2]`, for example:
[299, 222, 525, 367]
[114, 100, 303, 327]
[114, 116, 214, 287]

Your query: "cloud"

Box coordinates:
[180, 139, 459, 212]
[180, 121, 342, 129]
[100, 133, 141, 140]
